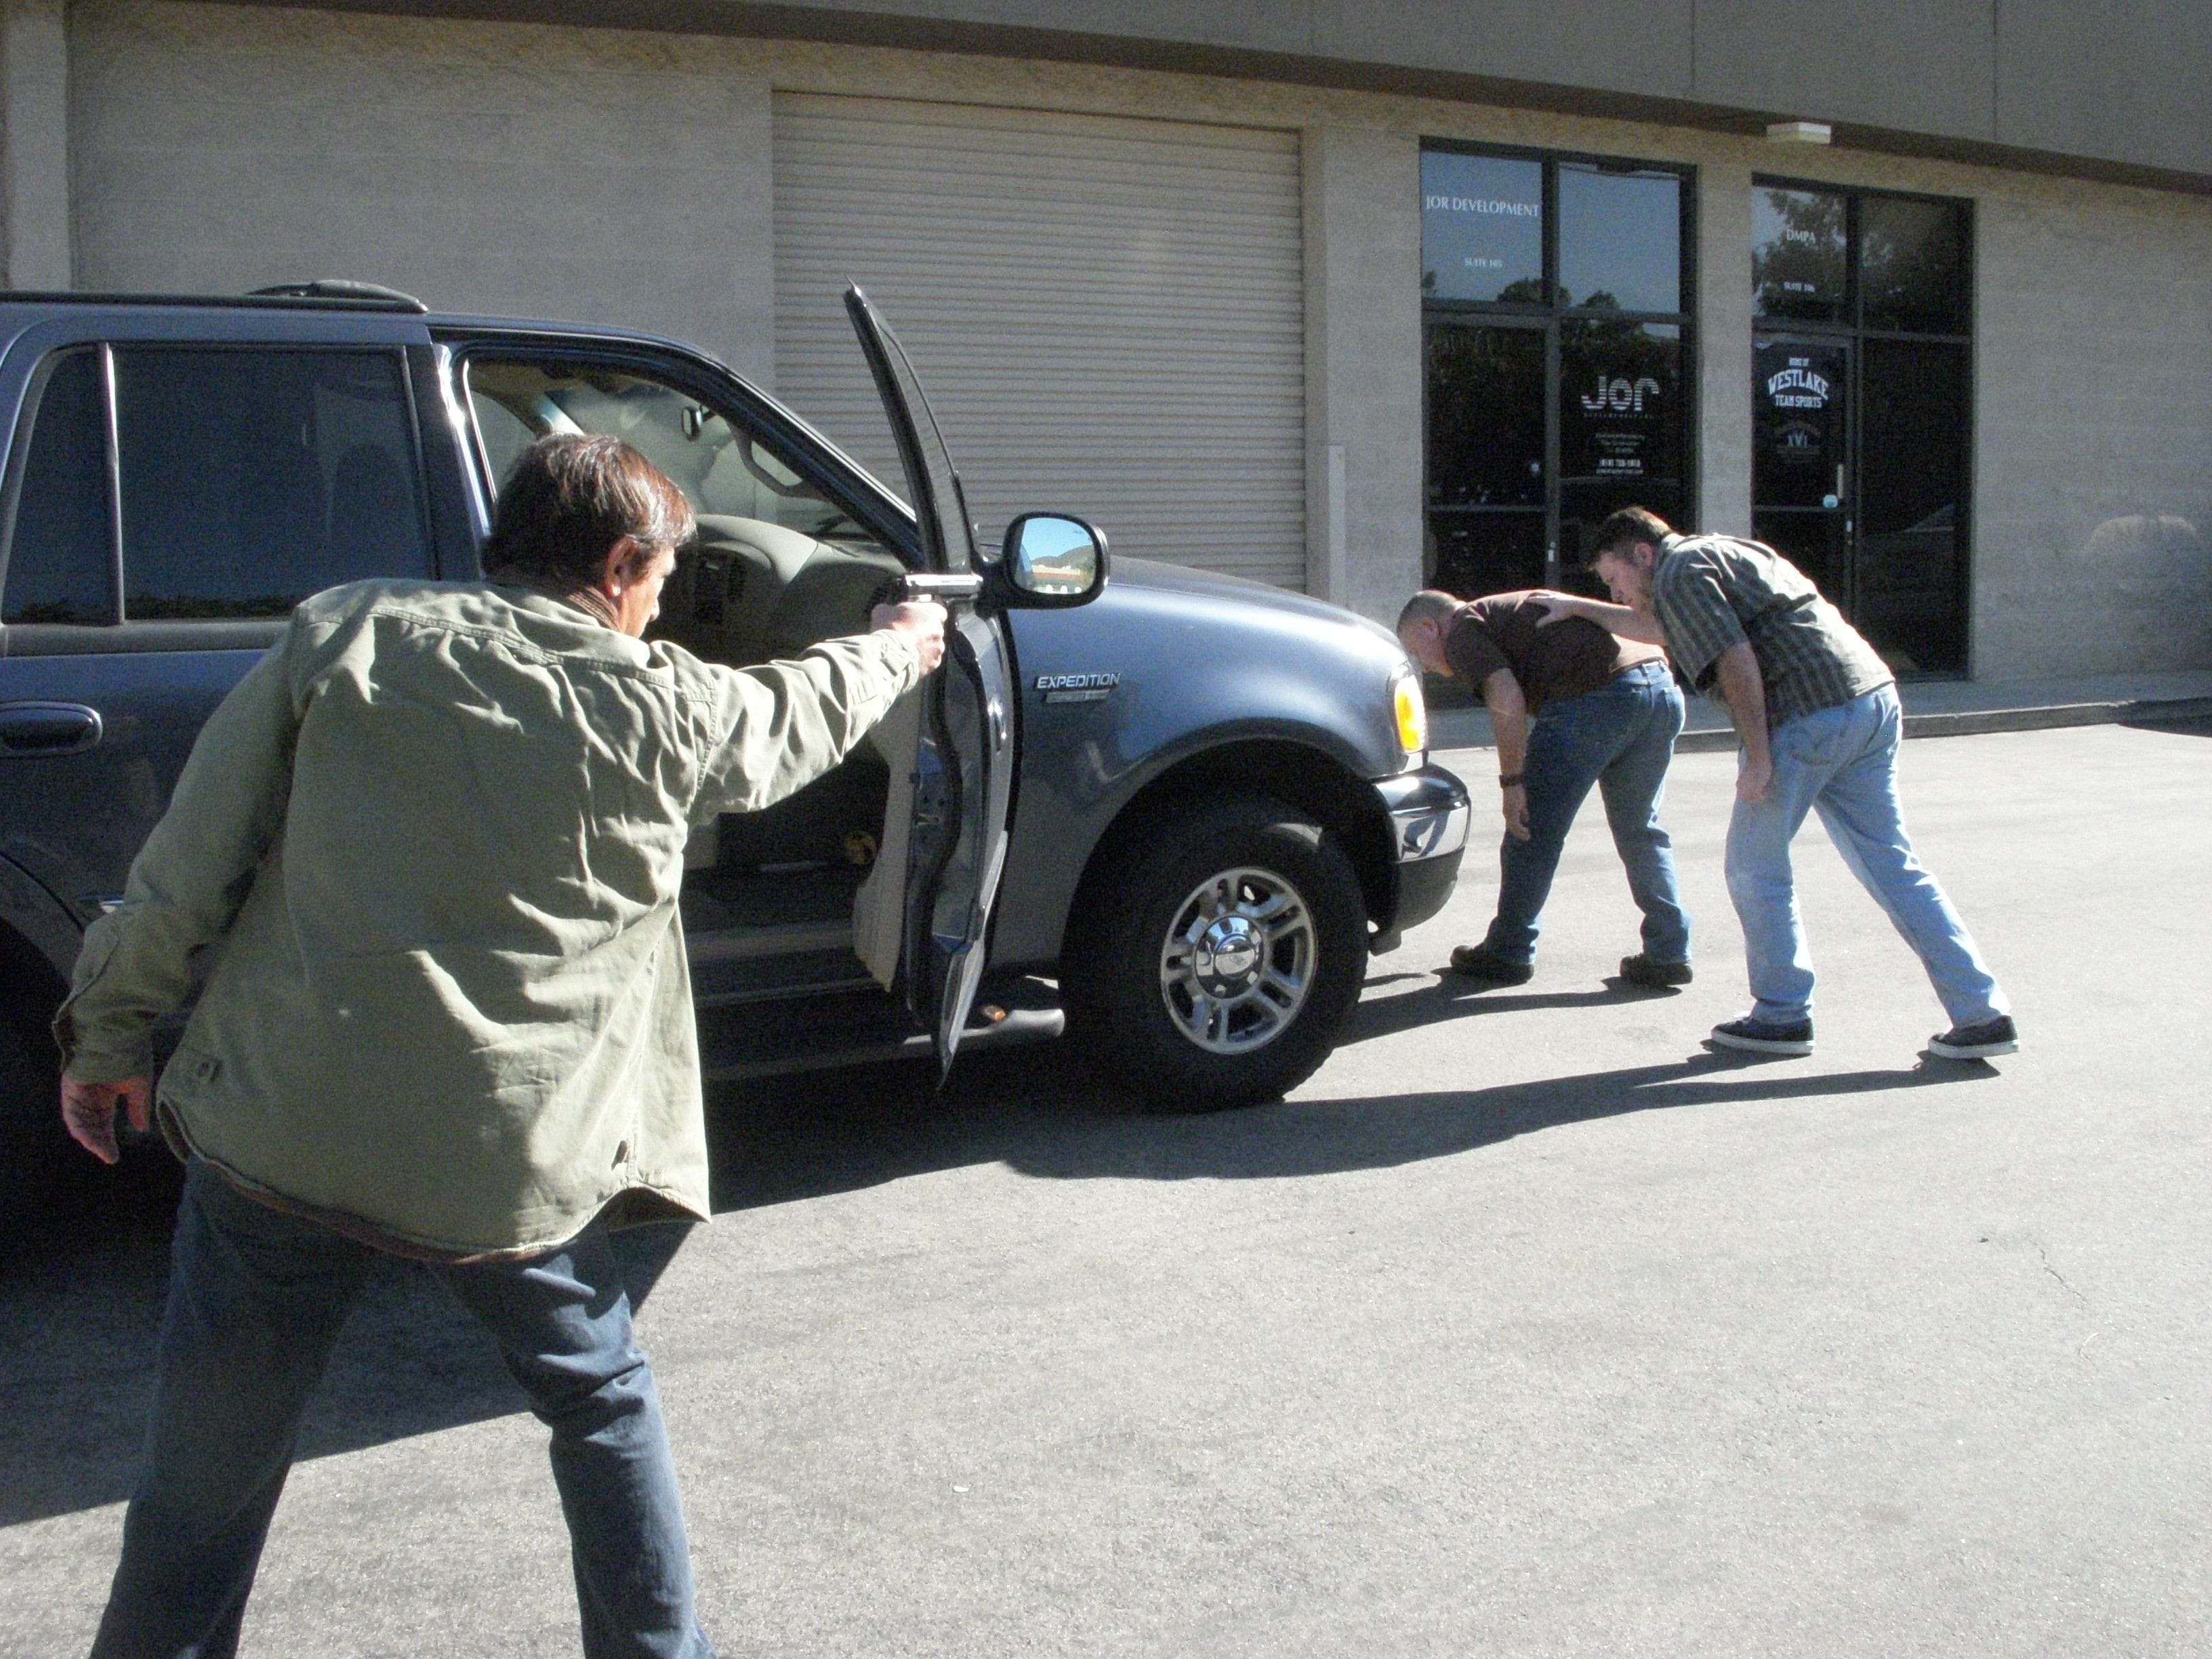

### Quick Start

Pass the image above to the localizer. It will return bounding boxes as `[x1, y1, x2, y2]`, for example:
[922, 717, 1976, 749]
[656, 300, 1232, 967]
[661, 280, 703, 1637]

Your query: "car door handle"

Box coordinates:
[0, 701, 103, 756]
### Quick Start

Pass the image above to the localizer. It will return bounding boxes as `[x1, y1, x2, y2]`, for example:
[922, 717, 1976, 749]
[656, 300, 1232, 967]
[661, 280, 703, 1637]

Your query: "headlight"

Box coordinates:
[1391, 665, 1428, 766]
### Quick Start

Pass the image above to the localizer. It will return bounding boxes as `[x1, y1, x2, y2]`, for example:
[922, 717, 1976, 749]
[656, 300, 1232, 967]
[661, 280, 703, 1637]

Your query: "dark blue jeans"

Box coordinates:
[90, 1162, 714, 1659]
[1482, 659, 1691, 967]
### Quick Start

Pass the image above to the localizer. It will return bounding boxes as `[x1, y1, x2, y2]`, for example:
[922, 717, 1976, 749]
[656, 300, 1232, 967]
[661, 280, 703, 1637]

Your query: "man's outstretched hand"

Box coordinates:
[62, 1075, 151, 1165]
[1525, 590, 1583, 626]
[870, 598, 949, 674]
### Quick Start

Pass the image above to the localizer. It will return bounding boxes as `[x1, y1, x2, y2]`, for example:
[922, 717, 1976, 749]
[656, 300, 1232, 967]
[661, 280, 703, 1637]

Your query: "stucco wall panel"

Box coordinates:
[1302, 121, 1421, 620]
[68, 0, 776, 380]
[1692, 0, 1996, 141]
[1971, 185, 2212, 678]
[1996, 0, 2212, 182]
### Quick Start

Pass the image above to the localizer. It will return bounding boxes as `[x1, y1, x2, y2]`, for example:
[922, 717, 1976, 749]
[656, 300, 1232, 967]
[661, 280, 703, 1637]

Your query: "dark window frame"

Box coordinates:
[0, 339, 441, 650]
[1752, 173, 1974, 344]
[1420, 138, 1700, 588]
[1751, 176, 1975, 678]
[0, 346, 121, 628]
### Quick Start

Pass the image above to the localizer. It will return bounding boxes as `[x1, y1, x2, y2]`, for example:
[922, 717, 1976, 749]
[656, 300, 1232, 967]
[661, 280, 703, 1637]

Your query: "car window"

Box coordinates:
[2, 348, 115, 625]
[113, 348, 432, 619]
[464, 359, 876, 548]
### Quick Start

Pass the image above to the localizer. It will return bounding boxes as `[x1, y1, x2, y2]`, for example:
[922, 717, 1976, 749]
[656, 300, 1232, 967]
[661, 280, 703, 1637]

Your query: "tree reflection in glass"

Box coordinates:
[1753, 187, 1847, 323]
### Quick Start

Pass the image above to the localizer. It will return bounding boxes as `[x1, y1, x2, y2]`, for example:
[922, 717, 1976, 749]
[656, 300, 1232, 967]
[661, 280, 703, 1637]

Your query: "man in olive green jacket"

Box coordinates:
[58, 434, 945, 1659]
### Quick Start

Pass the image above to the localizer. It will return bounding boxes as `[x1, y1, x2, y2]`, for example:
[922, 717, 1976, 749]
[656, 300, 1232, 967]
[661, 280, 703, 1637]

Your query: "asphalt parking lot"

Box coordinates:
[5, 719, 2209, 1657]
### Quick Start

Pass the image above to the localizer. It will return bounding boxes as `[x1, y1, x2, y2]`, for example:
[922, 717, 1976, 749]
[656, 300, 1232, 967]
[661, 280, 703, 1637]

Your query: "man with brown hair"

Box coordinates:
[1399, 586, 1689, 989]
[57, 433, 946, 1658]
[1538, 506, 2015, 1061]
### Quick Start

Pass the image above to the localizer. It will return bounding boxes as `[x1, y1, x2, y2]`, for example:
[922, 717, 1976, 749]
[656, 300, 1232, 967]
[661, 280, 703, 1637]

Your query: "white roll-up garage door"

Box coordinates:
[774, 94, 1306, 588]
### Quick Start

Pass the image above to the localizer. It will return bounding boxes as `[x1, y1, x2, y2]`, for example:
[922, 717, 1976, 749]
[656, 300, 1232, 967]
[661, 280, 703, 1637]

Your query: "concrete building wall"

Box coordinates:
[67, 0, 777, 380]
[28, 0, 2212, 679]
[1300, 122, 1421, 619]
[1972, 182, 2212, 676]
[1, 0, 70, 288]
[514, 0, 2212, 185]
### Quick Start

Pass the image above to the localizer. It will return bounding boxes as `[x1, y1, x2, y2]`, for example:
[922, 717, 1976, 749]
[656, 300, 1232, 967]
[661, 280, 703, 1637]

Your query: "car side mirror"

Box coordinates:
[991, 512, 1108, 609]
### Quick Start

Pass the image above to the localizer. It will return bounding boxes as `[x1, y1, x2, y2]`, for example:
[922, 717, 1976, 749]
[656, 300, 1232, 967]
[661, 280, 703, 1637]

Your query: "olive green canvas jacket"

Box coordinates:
[55, 579, 921, 1258]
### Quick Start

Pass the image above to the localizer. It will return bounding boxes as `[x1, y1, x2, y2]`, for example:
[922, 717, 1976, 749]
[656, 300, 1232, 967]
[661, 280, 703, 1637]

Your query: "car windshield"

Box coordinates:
[466, 360, 871, 545]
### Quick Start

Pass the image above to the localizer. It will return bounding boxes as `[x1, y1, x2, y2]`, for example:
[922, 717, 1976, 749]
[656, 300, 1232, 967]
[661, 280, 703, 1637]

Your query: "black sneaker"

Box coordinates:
[1620, 953, 1693, 989]
[1447, 943, 1534, 985]
[1928, 1015, 2018, 1059]
[1709, 1015, 1814, 1056]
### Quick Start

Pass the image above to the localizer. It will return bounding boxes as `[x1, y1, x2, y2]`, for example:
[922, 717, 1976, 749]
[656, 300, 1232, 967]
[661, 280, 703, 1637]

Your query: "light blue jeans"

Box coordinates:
[1725, 684, 2007, 1028]
[90, 1161, 714, 1659]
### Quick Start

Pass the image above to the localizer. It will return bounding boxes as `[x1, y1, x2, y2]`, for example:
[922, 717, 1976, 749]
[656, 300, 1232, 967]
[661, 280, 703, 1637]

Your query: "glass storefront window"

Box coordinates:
[1421, 142, 1694, 600]
[1753, 186, 1847, 322]
[1426, 323, 1545, 508]
[1420, 151, 1544, 304]
[1559, 319, 1684, 567]
[1861, 195, 1967, 333]
[1557, 164, 1683, 313]
[1856, 337, 1968, 672]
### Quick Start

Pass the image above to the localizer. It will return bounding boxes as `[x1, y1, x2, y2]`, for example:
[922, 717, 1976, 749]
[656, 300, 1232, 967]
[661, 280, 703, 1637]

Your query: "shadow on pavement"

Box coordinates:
[1336, 975, 1658, 1044]
[705, 1037, 1994, 1208]
[3, 1021, 1994, 1531]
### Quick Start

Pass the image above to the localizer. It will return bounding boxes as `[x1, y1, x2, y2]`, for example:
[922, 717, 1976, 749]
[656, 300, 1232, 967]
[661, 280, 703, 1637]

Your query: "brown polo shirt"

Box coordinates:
[1443, 591, 1666, 714]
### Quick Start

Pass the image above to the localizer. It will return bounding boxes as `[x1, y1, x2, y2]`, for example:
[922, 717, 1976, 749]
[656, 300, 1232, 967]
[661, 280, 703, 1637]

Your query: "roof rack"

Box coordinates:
[247, 279, 429, 313]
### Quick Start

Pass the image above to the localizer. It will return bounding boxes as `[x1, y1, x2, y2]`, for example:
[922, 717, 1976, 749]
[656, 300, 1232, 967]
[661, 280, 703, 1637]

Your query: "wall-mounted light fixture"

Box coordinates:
[1765, 120, 1832, 144]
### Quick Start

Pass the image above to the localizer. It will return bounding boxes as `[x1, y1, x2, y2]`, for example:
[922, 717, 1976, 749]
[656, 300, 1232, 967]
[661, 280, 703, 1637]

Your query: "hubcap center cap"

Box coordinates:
[1194, 918, 1263, 996]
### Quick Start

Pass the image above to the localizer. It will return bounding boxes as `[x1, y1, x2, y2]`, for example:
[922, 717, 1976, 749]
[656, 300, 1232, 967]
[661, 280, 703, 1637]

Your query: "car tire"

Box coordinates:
[1064, 792, 1368, 1111]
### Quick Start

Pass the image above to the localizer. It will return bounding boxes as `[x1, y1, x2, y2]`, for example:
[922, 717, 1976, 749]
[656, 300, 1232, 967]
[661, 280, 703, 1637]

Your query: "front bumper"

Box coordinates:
[1370, 763, 1471, 951]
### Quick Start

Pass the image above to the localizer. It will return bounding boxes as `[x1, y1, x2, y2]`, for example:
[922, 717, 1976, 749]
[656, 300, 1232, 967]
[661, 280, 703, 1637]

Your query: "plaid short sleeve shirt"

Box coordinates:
[1652, 533, 1893, 730]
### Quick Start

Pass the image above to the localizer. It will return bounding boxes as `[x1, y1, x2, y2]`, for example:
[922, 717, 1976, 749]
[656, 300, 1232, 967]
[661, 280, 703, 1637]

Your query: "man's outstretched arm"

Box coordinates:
[689, 600, 947, 819]
[1526, 591, 1666, 644]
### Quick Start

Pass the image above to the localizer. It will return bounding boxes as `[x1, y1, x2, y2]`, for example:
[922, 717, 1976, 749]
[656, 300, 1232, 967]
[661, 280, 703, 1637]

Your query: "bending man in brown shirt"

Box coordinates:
[1399, 588, 1691, 989]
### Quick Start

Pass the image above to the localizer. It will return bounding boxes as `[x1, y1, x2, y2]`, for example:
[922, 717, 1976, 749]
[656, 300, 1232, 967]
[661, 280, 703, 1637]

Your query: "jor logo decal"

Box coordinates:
[1581, 375, 1663, 413]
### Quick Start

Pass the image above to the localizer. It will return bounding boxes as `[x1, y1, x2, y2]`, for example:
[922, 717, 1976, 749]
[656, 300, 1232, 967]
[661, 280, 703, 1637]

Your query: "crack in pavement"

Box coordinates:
[2034, 1242, 2090, 1307]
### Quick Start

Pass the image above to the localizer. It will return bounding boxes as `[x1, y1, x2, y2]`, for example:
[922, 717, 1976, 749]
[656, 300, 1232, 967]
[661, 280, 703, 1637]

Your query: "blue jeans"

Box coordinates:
[91, 1162, 714, 1659]
[1726, 683, 2007, 1028]
[1483, 660, 1691, 966]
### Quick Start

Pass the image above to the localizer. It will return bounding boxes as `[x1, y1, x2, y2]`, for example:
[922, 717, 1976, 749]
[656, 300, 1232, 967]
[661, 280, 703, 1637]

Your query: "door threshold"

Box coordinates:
[699, 1004, 1065, 1082]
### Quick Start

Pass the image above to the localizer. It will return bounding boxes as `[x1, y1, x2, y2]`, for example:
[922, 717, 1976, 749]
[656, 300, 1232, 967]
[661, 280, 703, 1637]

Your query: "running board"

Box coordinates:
[697, 1000, 1065, 1082]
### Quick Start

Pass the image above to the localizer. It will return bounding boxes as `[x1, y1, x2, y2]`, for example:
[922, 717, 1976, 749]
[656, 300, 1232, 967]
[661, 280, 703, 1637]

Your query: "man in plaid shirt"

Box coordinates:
[1534, 507, 2016, 1061]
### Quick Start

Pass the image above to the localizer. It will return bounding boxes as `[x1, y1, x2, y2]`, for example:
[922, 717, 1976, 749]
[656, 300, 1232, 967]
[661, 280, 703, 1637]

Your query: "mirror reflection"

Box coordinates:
[1008, 514, 1100, 594]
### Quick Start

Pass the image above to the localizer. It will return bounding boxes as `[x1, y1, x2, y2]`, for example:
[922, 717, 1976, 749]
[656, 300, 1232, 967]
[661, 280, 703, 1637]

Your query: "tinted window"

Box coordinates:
[1557, 164, 1681, 312]
[1421, 151, 1544, 304]
[115, 348, 430, 619]
[1561, 319, 1683, 490]
[1753, 187, 1847, 323]
[1862, 196, 1967, 333]
[1425, 323, 1545, 508]
[3, 350, 114, 625]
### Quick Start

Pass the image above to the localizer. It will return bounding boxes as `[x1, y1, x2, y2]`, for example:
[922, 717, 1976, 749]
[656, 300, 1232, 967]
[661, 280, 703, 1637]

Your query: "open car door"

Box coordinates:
[844, 287, 1017, 1073]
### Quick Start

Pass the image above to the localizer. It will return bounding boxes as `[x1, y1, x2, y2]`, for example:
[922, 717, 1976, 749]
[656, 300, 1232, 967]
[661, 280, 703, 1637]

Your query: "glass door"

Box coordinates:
[1752, 180, 1971, 675]
[1751, 334, 1851, 607]
[1856, 338, 1968, 674]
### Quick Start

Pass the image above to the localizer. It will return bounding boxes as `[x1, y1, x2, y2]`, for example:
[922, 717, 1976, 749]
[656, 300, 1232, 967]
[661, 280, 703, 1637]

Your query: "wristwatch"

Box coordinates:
[1499, 773, 1525, 787]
